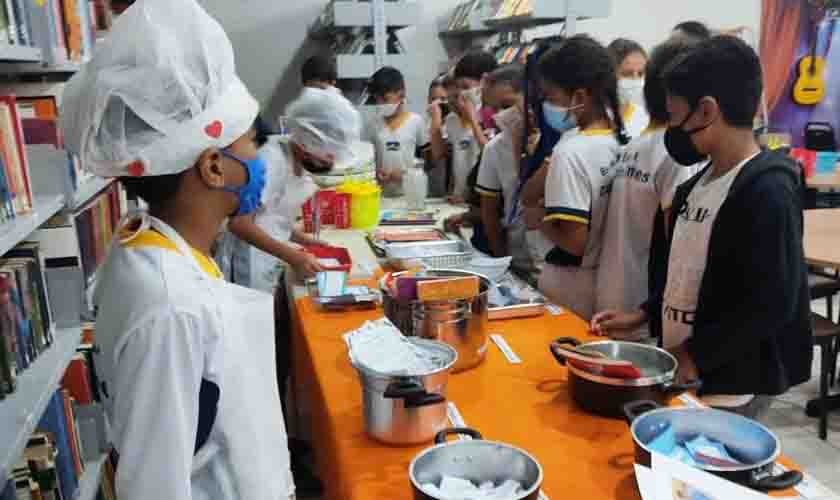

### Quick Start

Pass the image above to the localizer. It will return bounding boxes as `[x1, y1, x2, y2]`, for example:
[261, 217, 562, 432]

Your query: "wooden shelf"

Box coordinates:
[0, 327, 82, 480]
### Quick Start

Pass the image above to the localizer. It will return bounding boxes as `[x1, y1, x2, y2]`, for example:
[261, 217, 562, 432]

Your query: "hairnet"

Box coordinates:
[59, 0, 259, 177]
[285, 87, 362, 166]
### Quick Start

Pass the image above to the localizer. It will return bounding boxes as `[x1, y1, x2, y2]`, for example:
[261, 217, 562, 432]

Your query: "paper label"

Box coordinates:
[490, 334, 522, 364]
[545, 304, 564, 316]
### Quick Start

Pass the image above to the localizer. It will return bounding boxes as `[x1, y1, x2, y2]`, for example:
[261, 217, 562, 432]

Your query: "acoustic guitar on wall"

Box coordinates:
[794, 4, 835, 106]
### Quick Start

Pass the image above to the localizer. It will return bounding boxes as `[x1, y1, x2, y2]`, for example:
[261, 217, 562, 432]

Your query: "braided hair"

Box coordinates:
[537, 35, 630, 146]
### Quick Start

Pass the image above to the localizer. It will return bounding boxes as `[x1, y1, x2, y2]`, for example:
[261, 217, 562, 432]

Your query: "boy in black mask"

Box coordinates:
[592, 36, 812, 418]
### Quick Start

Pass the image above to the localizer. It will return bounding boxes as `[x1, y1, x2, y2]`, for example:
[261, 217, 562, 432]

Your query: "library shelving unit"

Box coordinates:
[0, 9, 119, 498]
[483, 0, 612, 32]
[310, 0, 421, 81]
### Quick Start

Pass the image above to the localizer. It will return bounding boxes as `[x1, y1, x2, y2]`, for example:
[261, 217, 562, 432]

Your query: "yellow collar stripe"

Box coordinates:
[123, 229, 222, 279]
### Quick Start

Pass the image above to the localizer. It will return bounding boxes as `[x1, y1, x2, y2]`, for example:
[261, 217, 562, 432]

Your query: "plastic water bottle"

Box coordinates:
[404, 160, 428, 211]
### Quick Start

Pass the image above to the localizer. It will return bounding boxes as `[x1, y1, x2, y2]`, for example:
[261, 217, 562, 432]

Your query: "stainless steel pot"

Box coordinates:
[353, 339, 458, 445]
[412, 269, 490, 373]
[409, 428, 544, 500]
[550, 338, 701, 417]
[624, 401, 803, 491]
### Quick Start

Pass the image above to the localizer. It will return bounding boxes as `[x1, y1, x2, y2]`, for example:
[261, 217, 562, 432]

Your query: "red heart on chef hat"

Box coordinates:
[205, 120, 223, 139]
[127, 161, 145, 177]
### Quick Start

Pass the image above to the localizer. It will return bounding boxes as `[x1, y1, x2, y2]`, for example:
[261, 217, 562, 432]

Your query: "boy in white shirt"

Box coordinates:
[366, 66, 428, 197]
[596, 38, 699, 333]
[430, 51, 498, 202]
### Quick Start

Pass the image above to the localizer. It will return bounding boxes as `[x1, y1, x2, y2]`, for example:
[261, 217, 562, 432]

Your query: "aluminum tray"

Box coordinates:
[384, 239, 473, 270]
[305, 279, 380, 309]
[488, 274, 546, 320]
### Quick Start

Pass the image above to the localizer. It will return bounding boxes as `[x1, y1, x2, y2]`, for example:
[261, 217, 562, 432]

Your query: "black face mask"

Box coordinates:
[664, 106, 714, 166]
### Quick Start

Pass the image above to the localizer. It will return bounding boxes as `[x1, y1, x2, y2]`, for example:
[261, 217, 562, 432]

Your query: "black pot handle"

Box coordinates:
[749, 469, 804, 491]
[434, 427, 483, 444]
[384, 380, 426, 399]
[405, 392, 446, 409]
[549, 337, 582, 365]
[661, 379, 703, 395]
[622, 400, 662, 425]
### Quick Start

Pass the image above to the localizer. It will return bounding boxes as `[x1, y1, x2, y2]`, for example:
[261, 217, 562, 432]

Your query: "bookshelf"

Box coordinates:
[74, 452, 108, 500]
[0, 46, 43, 63]
[0, 326, 82, 481]
[483, 0, 612, 31]
[0, 194, 65, 258]
[337, 54, 413, 79]
[310, 1, 420, 39]
[71, 177, 114, 212]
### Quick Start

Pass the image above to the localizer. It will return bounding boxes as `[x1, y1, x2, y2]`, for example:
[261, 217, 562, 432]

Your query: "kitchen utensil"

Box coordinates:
[624, 401, 803, 491]
[412, 270, 491, 373]
[409, 428, 544, 500]
[550, 338, 701, 417]
[551, 345, 642, 379]
[385, 239, 473, 270]
[352, 338, 458, 445]
[487, 274, 546, 320]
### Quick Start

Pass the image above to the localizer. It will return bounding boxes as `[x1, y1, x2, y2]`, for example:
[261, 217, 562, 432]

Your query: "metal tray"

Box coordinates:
[488, 274, 546, 320]
[305, 279, 380, 309]
[383, 239, 473, 270]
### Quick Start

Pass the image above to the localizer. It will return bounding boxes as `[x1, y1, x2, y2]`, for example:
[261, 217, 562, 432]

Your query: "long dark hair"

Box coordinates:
[538, 35, 630, 146]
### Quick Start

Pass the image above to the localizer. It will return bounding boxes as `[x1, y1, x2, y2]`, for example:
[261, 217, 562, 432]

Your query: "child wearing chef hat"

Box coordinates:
[59, 0, 295, 498]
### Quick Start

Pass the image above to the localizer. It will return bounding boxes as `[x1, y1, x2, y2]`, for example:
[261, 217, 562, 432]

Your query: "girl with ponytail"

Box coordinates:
[532, 34, 627, 321]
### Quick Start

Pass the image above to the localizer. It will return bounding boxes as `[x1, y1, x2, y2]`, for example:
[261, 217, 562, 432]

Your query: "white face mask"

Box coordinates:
[461, 87, 482, 108]
[618, 78, 646, 109]
[374, 102, 401, 119]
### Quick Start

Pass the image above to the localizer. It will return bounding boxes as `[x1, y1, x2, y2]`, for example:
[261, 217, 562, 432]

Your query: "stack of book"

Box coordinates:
[493, 40, 539, 65]
[0, 241, 54, 398]
[0, 0, 113, 65]
[75, 181, 123, 286]
[492, 0, 533, 20]
[0, 95, 34, 219]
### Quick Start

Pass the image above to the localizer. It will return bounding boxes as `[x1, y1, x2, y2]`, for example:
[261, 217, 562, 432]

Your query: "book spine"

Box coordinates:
[10, 0, 28, 45]
[60, 390, 83, 478]
[48, 0, 66, 63]
[3, 97, 33, 212]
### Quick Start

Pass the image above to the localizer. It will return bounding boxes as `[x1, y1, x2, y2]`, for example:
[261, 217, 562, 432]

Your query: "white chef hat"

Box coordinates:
[285, 87, 362, 166]
[59, 0, 258, 178]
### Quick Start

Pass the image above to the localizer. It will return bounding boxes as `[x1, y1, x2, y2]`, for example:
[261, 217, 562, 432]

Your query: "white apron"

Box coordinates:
[149, 217, 294, 500]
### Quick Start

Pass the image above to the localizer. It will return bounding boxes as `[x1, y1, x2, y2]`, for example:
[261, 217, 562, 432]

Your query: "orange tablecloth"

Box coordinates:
[291, 298, 802, 499]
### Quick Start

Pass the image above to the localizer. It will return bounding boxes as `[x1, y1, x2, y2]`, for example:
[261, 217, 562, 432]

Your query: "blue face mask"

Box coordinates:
[221, 150, 267, 216]
[542, 101, 578, 133]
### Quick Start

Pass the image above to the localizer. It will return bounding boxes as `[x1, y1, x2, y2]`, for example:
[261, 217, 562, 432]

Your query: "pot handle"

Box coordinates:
[434, 427, 483, 444]
[405, 392, 446, 409]
[549, 337, 582, 365]
[384, 380, 426, 399]
[749, 469, 804, 491]
[661, 379, 703, 395]
[622, 400, 662, 425]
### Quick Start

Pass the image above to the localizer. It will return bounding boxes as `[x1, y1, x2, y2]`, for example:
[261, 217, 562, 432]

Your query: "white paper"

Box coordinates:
[650, 454, 771, 500]
[490, 334, 522, 364]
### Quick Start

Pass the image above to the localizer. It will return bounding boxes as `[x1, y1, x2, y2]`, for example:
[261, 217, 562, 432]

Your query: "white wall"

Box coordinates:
[201, 0, 762, 120]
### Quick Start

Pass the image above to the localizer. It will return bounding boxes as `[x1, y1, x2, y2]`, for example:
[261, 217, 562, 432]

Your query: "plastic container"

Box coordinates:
[303, 244, 353, 272]
[338, 181, 381, 230]
[816, 151, 839, 175]
[403, 161, 428, 211]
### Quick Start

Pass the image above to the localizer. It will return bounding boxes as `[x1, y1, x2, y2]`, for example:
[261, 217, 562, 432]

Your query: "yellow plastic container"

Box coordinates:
[338, 180, 381, 229]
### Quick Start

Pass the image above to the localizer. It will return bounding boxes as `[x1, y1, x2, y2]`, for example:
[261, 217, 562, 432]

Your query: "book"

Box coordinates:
[92, 0, 109, 31]
[0, 274, 18, 394]
[0, 98, 31, 214]
[0, 0, 10, 44]
[61, 355, 93, 404]
[74, 183, 124, 284]
[77, 0, 92, 61]
[0, 148, 11, 221]
[49, 0, 67, 64]
[22, 0, 64, 65]
[37, 391, 78, 500]
[59, 0, 81, 62]
[21, 118, 62, 147]
[60, 389, 84, 477]
[16, 97, 58, 120]
[6, 242, 53, 342]
[9, 0, 28, 45]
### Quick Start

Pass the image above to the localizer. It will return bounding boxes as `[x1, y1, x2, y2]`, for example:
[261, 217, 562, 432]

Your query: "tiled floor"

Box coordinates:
[299, 297, 840, 499]
[766, 295, 840, 494]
